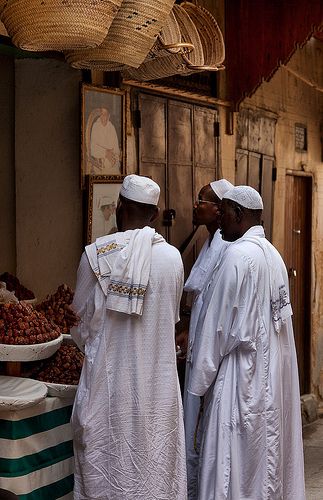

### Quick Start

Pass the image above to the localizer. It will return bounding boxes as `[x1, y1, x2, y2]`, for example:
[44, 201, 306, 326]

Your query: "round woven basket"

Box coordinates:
[123, 4, 203, 81]
[65, 50, 126, 72]
[1, 0, 122, 52]
[181, 1, 225, 67]
[66, 0, 176, 69]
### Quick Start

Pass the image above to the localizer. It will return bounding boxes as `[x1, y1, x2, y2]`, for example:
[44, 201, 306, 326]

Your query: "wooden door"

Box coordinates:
[137, 93, 167, 239]
[138, 91, 218, 277]
[167, 100, 194, 249]
[284, 174, 312, 394]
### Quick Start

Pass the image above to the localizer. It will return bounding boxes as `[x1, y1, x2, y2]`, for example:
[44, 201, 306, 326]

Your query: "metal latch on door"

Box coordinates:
[288, 268, 297, 278]
[163, 209, 176, 226]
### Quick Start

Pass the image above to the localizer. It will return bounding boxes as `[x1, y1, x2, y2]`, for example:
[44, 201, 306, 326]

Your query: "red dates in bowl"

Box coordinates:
[0, 302, 61, 345]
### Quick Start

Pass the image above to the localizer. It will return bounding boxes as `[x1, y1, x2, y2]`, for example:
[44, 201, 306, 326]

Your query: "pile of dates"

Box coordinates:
[0, 302, 61, 345]
[0, 272, 35, 301]
[36, 284, 79, 334]
[33, 344, 84, 385]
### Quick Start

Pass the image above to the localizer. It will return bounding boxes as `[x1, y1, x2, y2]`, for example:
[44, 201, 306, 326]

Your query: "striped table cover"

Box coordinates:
[0, 397, 74, 499]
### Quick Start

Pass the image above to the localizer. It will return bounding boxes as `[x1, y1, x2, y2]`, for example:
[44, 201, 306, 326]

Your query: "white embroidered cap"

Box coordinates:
[210, 179, 234, 200]
[223, 185, 264, 209]
[98, 195, 115, 209]
[120, 174, 160, 206]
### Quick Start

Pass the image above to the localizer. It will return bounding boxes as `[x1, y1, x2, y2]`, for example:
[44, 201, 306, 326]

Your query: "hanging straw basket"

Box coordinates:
[65, 6, 193, 72]
[65, 0, 176, 70]
[1, 0, 122, 52]
[180, 1, 225, 71]
[0, 0, 7, 16]
[123, 3, 203, 81]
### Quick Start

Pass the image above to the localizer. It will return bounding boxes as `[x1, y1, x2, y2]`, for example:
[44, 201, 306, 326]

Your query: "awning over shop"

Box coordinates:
[225, 0, 323, 107]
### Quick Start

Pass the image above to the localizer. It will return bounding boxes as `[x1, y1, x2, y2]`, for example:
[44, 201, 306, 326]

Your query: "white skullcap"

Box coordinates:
[120, 174, 160, 206]
[210, 179, 234, 200]
[98, 195, 115, 209]
[223, 185, 264, 209]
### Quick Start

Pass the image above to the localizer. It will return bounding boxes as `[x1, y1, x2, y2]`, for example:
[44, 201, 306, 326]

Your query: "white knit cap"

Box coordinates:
[210, 179, 234, 200]
[120, 174, 160, 205]
[223, 185, 264, 209]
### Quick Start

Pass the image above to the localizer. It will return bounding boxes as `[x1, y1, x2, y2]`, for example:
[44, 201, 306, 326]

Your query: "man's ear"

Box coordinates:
[150, 206, 160, 223]
[234, 205, 244, 223]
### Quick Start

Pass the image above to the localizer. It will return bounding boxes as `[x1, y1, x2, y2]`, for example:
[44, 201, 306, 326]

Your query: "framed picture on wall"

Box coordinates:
[86, 175, 124, 244]
[81, 84, 126, 188]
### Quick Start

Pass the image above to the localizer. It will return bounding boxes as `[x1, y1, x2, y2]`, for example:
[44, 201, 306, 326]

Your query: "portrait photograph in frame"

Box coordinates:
[81, 84, 126, 187]
[86, 175, 124, 244]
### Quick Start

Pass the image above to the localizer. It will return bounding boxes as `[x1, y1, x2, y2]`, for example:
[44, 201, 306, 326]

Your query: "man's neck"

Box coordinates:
[120, 221, 151, 232]
[206, 222, 219, 238]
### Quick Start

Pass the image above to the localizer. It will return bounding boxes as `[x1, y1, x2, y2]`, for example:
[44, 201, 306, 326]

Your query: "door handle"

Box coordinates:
[293, 229, 301, 234]
[288, 268, 297, 278]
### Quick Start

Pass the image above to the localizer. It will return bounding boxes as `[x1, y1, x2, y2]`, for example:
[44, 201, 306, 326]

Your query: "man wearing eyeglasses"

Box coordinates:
[181, 179, 233, 499]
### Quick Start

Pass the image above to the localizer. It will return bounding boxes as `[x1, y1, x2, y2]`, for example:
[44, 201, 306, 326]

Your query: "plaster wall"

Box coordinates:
[15, 58, 83, 300]
[0, 55, 15, 274]
[241, 38, 323, 396]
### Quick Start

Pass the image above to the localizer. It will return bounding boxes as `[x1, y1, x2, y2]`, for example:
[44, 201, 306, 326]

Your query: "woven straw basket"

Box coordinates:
[181, 1, 225, 70]
[0, 0, 7, 16]
[1, 0, 122, 52]
[65, 7, 191, 71]
[123, 4, 203, 81]
[65, 0, 176, 70]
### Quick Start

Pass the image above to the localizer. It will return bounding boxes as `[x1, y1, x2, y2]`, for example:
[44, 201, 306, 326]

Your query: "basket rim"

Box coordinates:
[173, 3, 203, 66]
[180, 1, 225, 65]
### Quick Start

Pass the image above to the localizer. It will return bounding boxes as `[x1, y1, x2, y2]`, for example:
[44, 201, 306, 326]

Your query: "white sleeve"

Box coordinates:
[175, 259, 184, 324]
[188, 253, 258, 396]
[71, 252, 97, 351]
[90, 122, 104, 159]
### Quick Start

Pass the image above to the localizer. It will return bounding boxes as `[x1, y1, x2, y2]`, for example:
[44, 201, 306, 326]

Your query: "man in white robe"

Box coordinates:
[181, 179, 233, 499]
[188, 186, 305, 500]
[71, 174, 187, 499]
[90, 107, 120, 174]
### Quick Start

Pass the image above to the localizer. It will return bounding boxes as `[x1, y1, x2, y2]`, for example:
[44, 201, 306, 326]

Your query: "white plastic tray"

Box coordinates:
[0, 334, 63, 362]
[45, 381, 78, 399]
[0, 375, 48, 410]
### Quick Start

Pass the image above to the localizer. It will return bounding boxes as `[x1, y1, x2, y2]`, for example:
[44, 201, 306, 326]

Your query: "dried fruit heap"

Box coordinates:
[36, 284, 79, 334]
[33, 344, 84, 385]
[0, 272, 35, 301]
[0, 302, 61, 345]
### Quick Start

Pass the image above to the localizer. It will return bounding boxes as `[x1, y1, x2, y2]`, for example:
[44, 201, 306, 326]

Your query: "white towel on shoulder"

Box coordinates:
[86, 227, 164, 316]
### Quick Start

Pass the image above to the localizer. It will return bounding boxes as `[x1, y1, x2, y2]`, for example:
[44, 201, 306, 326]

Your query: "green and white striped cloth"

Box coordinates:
[0, 397, 74, 499]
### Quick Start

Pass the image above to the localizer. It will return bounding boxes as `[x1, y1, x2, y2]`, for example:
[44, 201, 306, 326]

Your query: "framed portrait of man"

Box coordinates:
[81, 84, 126, 187]
[86, 175, 125, 244]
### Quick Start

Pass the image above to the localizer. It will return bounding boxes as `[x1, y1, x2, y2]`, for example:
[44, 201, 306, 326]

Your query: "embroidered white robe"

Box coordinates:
[71, 231, 187, 499]
[188, 226, 305, 500]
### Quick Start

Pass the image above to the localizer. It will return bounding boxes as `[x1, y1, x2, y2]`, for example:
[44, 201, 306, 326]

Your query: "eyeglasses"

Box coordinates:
[196, 199, 219, 206]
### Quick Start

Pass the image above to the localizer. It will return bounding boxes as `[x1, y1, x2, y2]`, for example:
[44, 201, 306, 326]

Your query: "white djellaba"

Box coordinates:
[183, 178, 233, 499]
[71, 175, 187, 499]
[187, 186, 305, 499]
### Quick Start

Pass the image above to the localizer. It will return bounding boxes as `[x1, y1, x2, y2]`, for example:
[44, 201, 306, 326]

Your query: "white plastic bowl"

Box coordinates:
[0, 334, 63, 362]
